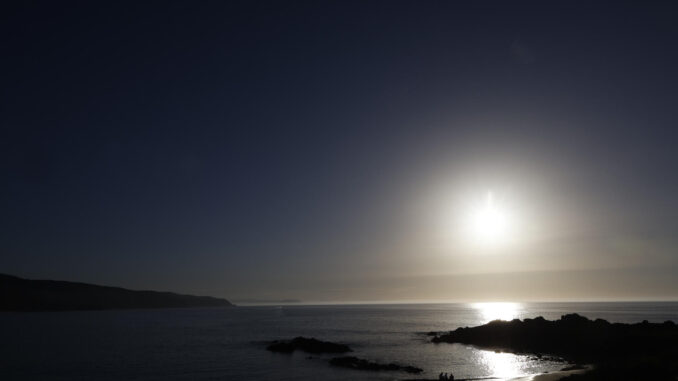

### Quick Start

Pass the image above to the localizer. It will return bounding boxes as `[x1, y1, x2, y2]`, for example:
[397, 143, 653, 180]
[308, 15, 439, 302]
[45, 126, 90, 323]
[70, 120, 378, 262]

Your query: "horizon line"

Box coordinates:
[234, 297, 678, 306]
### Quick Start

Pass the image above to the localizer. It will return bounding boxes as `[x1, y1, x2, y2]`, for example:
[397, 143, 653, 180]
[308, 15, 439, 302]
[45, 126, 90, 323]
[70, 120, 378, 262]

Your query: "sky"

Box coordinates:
[2, 1, 678, 303]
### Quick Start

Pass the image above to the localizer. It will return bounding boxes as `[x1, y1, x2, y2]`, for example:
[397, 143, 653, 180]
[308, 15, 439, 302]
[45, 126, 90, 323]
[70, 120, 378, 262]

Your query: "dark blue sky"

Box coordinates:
[2, 1, 678, 301]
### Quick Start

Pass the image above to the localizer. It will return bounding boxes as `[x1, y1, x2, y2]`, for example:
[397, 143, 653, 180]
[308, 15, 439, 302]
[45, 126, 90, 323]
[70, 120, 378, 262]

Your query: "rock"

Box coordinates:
[266, 337, 351, 354]
[561, 364, 586, 371]
[430, 314, 678, 365]
[329, 356, 423, 374]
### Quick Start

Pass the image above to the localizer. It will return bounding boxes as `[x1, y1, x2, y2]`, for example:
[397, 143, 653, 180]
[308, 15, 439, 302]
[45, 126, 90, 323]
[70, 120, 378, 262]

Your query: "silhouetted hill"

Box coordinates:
[0, 274, 233, 311]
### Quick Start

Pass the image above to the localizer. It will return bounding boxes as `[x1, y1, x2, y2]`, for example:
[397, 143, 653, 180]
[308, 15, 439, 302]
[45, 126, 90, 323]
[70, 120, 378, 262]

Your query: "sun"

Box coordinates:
[466, 191, 513, 247]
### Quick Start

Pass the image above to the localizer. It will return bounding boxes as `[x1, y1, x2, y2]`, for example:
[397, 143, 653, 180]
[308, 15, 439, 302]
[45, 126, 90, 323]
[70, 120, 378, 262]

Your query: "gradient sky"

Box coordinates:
[2, 1, 678, 302]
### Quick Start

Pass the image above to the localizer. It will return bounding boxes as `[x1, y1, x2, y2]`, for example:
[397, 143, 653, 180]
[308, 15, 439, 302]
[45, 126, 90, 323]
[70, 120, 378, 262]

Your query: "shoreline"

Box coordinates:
[511, 365, 592, 381]
[403, 365, 591, 381]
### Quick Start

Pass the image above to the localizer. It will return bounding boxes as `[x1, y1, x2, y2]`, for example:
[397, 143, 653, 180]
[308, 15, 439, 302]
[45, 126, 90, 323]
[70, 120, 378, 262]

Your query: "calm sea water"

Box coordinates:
[1, 302, 677, 381]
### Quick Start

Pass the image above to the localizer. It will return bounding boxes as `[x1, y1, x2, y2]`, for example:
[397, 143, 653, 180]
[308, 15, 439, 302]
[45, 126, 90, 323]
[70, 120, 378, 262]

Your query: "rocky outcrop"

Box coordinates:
[329, 356, 423, 374]
[267, 337, 421, 375]
[431, 314, 678, 362]
[431, 314, 678, 380]
[266, 337, 351, 354]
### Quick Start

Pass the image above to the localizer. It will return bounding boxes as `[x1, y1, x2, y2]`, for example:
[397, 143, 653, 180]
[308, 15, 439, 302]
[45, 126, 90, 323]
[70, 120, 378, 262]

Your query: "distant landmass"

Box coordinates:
[232, 298, 302, 304]
[0, 274, 234, 311]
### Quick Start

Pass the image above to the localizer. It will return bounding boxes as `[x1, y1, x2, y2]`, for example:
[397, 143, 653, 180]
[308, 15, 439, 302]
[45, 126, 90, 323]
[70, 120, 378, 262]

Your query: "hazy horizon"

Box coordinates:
[9, 266, 678, 304]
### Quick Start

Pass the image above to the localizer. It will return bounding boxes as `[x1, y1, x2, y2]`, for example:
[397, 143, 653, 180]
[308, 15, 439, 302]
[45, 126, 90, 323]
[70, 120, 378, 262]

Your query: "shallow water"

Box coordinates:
[1, 302, 677, 380]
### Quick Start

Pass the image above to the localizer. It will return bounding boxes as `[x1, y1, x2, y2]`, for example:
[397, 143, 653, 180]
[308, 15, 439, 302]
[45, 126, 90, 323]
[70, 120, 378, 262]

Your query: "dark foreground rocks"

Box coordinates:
[266, 337, 351, 354]
[431, 314, 678, 380]
[267, 337, 422, 375]
[330, 356, 423, 374]
[431, 314, 678, 362]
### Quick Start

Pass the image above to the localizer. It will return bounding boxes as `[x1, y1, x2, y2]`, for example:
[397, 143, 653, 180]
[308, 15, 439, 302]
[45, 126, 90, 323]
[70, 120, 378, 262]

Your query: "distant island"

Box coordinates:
[232, 298, 302, 304]
[0, 273, 233, 311]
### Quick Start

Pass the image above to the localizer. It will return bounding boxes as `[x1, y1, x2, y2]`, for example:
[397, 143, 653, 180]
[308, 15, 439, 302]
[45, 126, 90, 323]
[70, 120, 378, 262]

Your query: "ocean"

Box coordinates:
[1, 302, 677, 380]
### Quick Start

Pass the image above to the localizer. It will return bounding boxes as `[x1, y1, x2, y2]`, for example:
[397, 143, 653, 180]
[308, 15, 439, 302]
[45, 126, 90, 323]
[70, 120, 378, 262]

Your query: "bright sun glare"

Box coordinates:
[466, 191, 513, 247]
[473, 302, 521, 323]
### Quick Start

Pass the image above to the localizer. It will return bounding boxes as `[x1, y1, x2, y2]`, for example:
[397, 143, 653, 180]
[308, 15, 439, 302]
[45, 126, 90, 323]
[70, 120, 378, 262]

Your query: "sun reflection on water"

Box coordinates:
[473, 302, 522, 323]
[470, 302, 528, 380]
[477, 350, 528, 380]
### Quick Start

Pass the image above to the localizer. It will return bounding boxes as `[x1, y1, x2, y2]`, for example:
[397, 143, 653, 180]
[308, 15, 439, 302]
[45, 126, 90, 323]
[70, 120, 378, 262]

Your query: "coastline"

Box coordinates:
[512, 365, 592, 381]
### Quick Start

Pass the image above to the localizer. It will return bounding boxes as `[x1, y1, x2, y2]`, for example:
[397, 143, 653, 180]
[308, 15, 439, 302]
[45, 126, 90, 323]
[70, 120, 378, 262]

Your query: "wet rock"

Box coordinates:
[561, 364, 586, 371]
[329, 356, 423, 374]
[266, 337, 351, 354]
